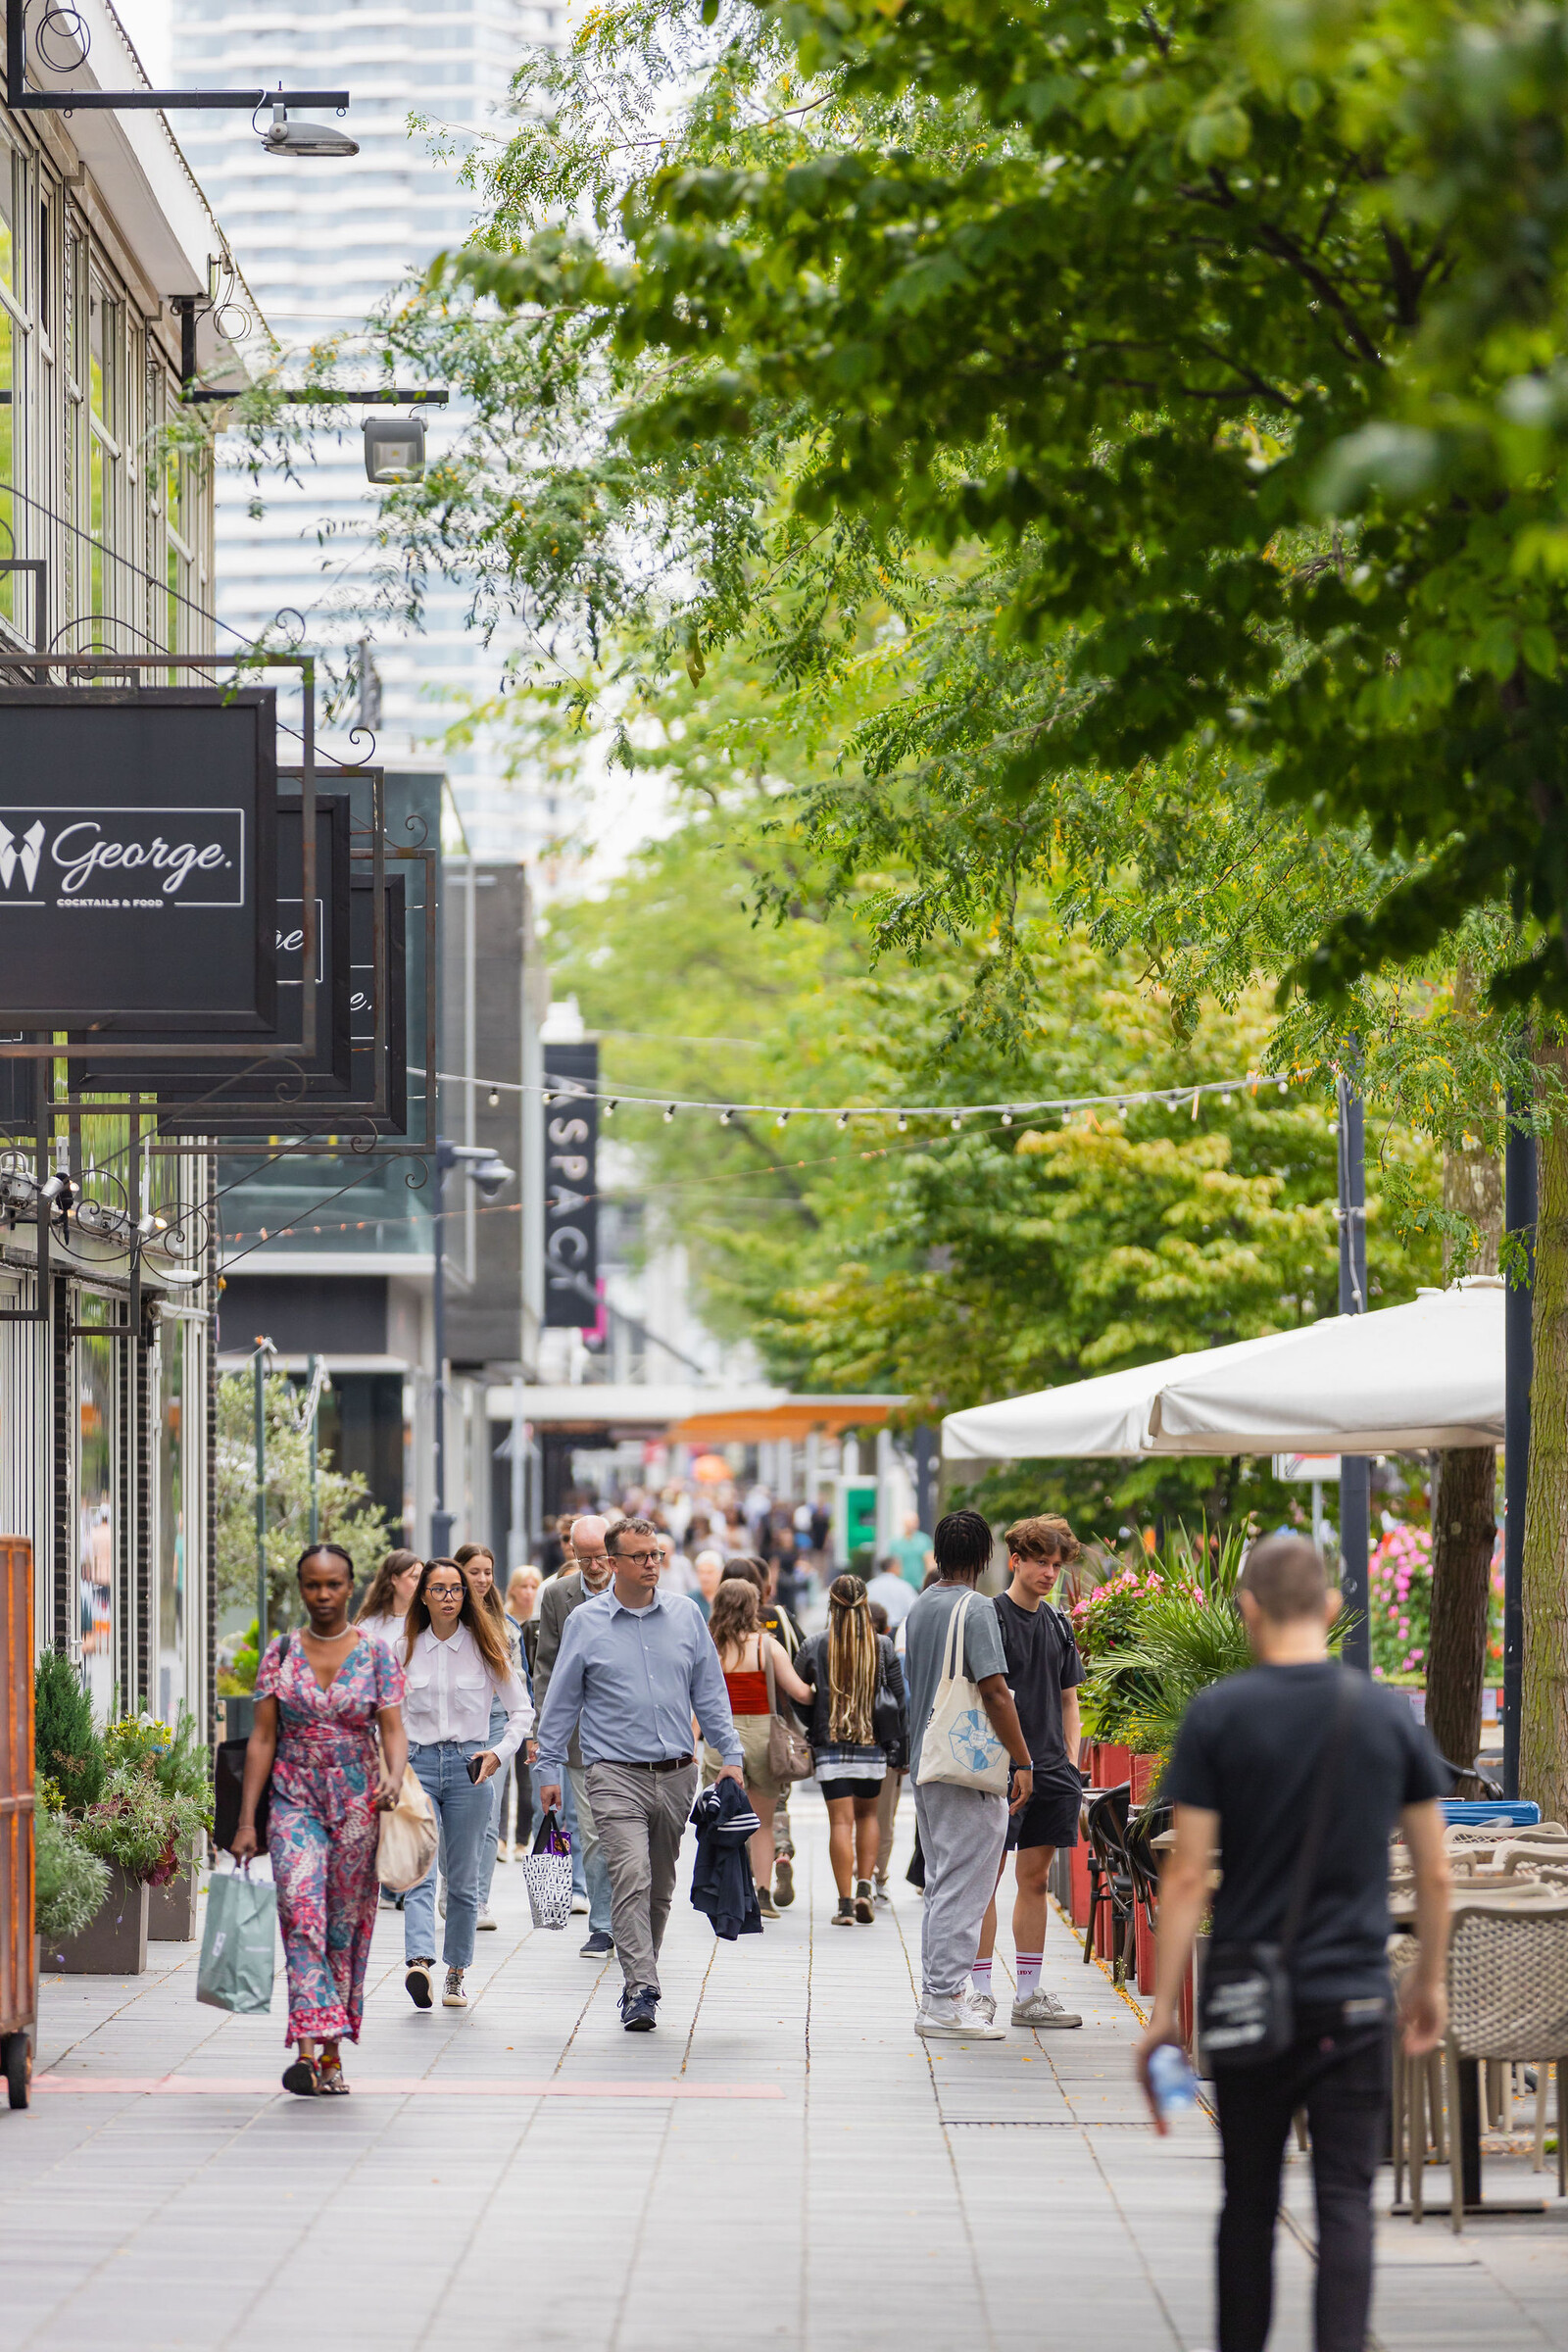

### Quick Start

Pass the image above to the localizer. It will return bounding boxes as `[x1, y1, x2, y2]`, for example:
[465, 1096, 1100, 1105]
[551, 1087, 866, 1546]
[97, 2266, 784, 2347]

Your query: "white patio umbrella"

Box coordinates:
[940, 1327, 1314, 1461]
[1151, 1278, 1504, 1455]
[939, 1278, 1505, 1461]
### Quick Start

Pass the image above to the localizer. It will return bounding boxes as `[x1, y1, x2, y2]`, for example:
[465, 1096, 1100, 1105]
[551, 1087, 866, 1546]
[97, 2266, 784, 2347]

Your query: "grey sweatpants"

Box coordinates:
[911, 1776, 1008, 2001]
[585, 1760, 698, 1994]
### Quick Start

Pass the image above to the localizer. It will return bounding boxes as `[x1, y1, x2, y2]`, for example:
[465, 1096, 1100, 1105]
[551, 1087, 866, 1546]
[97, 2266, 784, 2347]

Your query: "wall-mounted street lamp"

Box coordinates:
[364, 414, 426, 484]
[6, 11, 355, 149]
[429, 1141, 515, 1554]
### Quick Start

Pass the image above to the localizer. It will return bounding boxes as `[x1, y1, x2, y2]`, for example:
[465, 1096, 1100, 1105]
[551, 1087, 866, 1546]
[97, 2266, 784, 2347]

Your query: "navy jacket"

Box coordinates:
[689, 1777, 763, 1940]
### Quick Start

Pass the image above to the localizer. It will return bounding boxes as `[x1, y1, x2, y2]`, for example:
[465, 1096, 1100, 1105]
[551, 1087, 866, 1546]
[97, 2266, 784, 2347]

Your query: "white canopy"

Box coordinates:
[1151, 1279, 1504, 1456]
[940, 1280, 1505, 1462]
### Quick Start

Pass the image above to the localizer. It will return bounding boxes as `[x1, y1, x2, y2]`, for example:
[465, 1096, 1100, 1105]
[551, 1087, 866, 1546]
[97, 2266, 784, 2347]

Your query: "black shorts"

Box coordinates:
[818, 1775, 885, 1805]
[1005, 1780, 1081, 1853]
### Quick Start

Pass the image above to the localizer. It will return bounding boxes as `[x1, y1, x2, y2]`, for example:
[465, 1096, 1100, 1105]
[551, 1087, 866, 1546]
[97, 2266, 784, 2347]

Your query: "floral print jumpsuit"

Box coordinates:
[255, 1632, 405, 2043]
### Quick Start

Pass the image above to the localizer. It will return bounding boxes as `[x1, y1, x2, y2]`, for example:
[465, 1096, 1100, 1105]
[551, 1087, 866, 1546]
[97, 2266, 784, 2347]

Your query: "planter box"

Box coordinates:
[147, 1855, 199, 1942]
[1093, 1742, 1133, 1790]
[51, 1864, 149, 1977]
[1131, 1752, 1159, 1805]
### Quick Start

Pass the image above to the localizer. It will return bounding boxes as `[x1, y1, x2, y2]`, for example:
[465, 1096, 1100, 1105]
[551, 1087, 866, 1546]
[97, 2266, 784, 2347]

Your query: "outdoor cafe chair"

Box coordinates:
[1082, 1784, 1138, 1982]
[1408, 1886, 1568, 2231]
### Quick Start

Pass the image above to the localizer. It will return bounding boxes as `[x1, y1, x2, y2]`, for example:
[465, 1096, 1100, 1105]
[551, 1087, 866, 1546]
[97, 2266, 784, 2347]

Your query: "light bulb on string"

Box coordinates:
[1221, 1092, 1233, 1107]
[542, 1091, 555, 1105]
[604, 1100, 616, 1118]
[776, 1110, 790, 1129]
[950, 1114, 962, 1132]
[487, 1089, 500, 1109]
[1001, 1110, 1013, 1126]
[837, 1113, 850, 1131]
[1278, 1080, 1288, 1095]
[663, 1103, 676, 1122]
[719, 1108, 733, 1125]
[897, 1114, 908, 1133]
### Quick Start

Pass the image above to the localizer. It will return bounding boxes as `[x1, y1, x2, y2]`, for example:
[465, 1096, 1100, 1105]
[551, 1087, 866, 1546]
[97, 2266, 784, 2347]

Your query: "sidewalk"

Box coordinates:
[1, 1804, 1561, 2352]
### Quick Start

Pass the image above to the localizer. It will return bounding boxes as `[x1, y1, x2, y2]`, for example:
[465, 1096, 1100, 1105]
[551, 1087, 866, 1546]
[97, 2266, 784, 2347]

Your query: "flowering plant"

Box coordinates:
[1070, 1563, 1174, 1663]
[1369, 1524, 1504, 1683]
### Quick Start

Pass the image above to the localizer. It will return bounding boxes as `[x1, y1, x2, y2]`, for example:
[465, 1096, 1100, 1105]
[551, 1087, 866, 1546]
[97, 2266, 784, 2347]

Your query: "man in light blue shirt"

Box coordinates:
[538, 1515, 743, 2032]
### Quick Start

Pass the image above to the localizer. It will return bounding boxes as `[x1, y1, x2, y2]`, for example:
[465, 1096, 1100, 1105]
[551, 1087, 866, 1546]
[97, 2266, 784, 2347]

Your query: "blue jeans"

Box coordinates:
[404, 1740, 491, 1971]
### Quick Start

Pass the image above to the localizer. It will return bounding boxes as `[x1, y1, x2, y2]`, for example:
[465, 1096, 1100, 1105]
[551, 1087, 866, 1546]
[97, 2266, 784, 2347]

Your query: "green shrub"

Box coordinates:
[33, 1650, 105, 1812]
[34, 1803, 110, 1944]
[77, 1755, 209, 1886]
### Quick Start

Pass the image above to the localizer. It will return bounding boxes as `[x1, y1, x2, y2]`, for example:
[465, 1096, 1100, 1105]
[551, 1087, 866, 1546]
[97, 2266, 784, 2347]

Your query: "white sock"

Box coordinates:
[1015, 1951, 1043, 1998]
[971, 1958, 993, 1993]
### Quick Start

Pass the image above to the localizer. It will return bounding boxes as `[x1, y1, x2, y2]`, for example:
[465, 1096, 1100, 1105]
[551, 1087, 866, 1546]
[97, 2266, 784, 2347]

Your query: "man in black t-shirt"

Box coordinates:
[1140, 1534, 1450, 2352]
[970, 1513, 1087, 2030]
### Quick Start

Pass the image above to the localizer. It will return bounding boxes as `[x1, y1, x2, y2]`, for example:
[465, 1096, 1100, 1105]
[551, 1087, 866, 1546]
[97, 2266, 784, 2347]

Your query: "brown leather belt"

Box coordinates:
[601, 1754, 695, 1775]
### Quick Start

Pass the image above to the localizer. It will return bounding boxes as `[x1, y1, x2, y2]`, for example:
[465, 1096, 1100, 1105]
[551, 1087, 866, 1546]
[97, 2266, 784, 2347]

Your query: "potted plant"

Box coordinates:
[139, 1712, 216, 1939]
[56, 1715, 213, 1975]
[34, 1793, 111, 1982]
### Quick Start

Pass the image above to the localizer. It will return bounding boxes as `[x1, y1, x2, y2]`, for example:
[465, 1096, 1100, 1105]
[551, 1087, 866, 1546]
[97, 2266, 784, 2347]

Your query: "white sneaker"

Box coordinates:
[915, 1996, 1006, 2041]
[966, 1987, 997, 2024]
[476, 1906, 498, 1932]
[442, 1968, 467, 2008]
[569, 1892, 589, 1916]
[872, 1882, 891, 1909]
[1011, 1988, 1083, 2029]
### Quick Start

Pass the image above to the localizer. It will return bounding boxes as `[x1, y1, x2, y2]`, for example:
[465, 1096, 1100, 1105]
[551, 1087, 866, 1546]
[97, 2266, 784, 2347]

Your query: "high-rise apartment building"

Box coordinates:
[170, 0, 571, 859]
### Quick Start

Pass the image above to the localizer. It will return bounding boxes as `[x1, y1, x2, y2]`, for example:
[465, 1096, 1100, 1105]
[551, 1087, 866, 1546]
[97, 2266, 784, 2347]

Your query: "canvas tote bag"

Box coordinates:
[375, 1764, 439, 1892]
[913, 1591, 1009, 1795]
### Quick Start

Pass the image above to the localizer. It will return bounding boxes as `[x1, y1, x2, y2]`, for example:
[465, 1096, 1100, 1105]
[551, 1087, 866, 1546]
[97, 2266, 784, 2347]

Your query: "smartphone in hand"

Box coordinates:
[466, 1755, 485, 1784]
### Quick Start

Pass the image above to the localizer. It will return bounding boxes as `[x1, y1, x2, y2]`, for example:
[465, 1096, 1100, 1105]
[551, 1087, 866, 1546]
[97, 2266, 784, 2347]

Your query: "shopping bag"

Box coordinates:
[376, 1765, 439, 1892]
[196, 1860, 277, 2015]
[913, 1592, 1009, 1794]
[522, 1807, 573, 1931]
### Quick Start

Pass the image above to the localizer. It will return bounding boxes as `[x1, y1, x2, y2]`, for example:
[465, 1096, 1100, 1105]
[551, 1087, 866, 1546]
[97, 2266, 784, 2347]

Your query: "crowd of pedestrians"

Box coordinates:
[232, 1495, 1455, 2352]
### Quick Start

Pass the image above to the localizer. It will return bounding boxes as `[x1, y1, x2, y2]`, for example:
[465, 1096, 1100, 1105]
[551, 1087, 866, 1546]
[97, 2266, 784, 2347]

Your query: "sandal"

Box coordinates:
[316, 2051, 351, 2095]
[280, 2055, 320, 2097]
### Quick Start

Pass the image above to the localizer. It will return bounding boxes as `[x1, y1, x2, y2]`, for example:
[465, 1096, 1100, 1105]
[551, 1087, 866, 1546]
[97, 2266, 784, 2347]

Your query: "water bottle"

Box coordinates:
[1148, 2041, 1199, 2127]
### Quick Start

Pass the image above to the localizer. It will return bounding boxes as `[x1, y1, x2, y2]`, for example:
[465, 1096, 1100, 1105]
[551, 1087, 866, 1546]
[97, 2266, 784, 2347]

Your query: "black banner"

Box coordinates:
[543, 1041, 599, 1329]
[0, 691, 277, 1030]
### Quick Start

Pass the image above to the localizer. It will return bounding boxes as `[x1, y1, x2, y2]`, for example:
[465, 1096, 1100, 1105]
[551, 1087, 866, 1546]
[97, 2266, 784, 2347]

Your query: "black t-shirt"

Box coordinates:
[1164, 1661, 1448, 2004]
[994, 1592, 1085, 1791]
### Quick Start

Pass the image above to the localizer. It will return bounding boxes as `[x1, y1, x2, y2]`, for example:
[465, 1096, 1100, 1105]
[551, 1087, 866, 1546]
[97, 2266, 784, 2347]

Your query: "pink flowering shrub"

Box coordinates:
[1369, 1525, 1505, 1682]
[1072, 1563, 1179, 1663]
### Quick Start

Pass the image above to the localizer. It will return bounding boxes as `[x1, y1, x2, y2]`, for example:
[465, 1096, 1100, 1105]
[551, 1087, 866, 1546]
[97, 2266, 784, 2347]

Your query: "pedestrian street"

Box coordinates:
[2, 1805, 1561, 2352]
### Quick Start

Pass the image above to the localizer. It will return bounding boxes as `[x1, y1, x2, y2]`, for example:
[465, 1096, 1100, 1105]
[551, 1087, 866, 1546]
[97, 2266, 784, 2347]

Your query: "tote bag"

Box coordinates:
[522, 1807, 574, 1930]
[196, 1861, 277, 2016]
[913, 1592, 1009, 1795]
[375, 1764, 439, 1892]
[763, 1642, 813, 1783]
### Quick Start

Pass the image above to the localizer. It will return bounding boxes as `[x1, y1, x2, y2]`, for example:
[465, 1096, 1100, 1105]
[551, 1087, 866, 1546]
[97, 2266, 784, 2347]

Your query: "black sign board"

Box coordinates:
[0, 690, 278, 1030]
[144, 871, 407, 1138]
[543, 1041, 598, 1328]
[74, 798, 352, 1104]
[0, 1035, 35, 1135]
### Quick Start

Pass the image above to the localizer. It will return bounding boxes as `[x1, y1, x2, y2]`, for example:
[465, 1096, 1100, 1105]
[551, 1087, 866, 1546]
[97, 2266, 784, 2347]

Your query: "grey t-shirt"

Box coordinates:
[904, 1582, 1007, 1777]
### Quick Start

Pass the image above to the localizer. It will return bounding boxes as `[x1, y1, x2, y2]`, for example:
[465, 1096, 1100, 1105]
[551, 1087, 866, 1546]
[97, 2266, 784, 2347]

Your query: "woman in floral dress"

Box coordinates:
[233, 1544, 408, 2096]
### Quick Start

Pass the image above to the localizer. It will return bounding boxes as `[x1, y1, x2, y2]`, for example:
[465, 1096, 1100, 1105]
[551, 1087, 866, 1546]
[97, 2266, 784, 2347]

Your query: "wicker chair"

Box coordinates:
[1418, 1888, 1568, 2231]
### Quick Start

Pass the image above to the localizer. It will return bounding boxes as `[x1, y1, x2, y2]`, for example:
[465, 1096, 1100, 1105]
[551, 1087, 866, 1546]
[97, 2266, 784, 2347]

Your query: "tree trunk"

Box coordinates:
[1521, 1037, 1568, 1824]
[1425, 1446, 1495, 1777]
[1427, 1130, 1502, 1783]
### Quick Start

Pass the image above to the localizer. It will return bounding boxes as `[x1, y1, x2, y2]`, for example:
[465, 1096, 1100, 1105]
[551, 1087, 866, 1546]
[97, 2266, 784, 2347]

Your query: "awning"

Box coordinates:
[940, 1330, 1312, 1461]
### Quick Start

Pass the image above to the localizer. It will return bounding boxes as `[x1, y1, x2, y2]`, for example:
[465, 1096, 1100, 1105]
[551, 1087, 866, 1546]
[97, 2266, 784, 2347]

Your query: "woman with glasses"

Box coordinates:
[402, 1556, 533, 2012]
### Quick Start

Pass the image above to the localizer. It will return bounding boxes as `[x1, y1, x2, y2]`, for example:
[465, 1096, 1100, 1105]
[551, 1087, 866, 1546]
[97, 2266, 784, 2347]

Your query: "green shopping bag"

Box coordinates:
[196, 1862, 277, 2015]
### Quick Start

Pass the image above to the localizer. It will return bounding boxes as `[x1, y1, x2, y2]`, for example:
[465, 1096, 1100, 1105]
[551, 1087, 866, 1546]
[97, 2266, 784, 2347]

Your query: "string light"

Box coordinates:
[950, 1114, 962, 1132]
[1001, 1110, 1012, 1126]
[604, 1100, 616, 1117]
[898, 1115, 908, 1133]
[776, 1110, 790, 1129]
[662, 1103, 676, 1122]
[719, 1108, 732, 1125]
[487, 1089, 501, 1108]
[837, 1113, 850, 1130]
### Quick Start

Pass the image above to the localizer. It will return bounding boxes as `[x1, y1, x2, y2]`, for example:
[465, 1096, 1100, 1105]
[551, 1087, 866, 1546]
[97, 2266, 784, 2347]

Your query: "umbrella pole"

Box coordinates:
[1338, 1072, 1372, 1671]
[1502, 1102, 1536, 1800]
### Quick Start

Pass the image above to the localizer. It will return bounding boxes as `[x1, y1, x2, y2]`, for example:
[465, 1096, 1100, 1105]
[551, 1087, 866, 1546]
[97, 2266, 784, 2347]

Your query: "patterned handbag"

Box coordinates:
[522, 1806, 574, 1930]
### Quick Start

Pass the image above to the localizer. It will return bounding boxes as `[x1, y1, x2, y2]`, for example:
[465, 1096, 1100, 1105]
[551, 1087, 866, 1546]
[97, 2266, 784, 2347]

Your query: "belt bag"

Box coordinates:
[1198, 1669, 1354, 2070]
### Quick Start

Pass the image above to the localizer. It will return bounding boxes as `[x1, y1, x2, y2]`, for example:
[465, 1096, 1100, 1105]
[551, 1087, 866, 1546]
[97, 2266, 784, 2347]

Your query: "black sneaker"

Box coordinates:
[405, 1960, 435, 2010]
[579, 1929, 614, 1958]
[620, 1984, 659, 2032]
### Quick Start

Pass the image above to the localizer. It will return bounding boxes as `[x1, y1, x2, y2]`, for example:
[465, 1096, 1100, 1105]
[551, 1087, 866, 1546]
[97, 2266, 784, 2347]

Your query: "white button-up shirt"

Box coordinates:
[402, 1624, 534, 1765]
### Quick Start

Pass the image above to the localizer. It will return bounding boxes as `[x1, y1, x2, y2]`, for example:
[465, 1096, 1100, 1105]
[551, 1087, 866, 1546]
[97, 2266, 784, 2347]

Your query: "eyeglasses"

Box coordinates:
[425, 1582, 464, 1601]
[614, 1549, 662, 1568]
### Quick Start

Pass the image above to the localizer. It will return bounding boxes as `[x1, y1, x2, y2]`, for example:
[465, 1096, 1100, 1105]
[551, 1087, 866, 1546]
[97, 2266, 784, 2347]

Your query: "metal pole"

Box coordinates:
[308, 1352, 321, 1546]
[253, 1348, 268, 1657]
[430, 1145, 453, 1557]
[1503, 1098, 1536, 1800]
[510, 1378, 525, 1573]
[1337, 1069, 1372, 1671]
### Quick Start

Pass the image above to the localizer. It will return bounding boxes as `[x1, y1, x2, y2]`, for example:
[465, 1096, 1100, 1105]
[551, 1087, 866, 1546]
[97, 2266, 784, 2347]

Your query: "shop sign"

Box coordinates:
[0, 692, 278, 1029]
[542, 1041, 598, 1328]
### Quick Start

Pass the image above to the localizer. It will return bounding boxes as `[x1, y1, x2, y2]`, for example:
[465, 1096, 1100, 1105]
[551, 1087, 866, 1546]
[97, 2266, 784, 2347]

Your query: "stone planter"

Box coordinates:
[147, 1852, 199, 1941]
[51, 1863, 149, 1976]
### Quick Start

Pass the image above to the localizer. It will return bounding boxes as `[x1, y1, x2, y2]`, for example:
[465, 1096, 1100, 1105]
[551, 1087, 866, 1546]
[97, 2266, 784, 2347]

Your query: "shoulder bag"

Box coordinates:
[1198, 1668, 1355, 2070]
[213, 1635, 290, 1854]
[763, 1639, 814, 1783]
[871, 1638, 907, 1768]
[913, 1592, 1009, 1795]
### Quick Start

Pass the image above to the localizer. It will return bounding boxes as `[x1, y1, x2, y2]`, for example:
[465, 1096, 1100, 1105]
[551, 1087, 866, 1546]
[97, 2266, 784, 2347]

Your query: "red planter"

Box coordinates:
[1094, 1741, 1133, 1788]
[1131, 1751, 1158, 1804]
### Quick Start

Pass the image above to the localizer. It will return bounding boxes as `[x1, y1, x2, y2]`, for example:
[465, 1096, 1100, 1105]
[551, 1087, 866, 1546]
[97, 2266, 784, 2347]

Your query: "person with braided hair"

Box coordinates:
[796, 1575, 906, 1925]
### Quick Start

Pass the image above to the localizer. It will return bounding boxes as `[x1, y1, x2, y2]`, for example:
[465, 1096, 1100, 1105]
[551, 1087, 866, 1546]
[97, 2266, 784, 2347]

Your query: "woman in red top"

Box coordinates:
[702, 1576, 811, 1915]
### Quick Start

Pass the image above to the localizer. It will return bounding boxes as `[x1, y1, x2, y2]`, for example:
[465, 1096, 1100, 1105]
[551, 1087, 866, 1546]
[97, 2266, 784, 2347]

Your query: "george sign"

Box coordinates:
[542, 1041, 598, 1328]
[74, 798, 352, 1102]
[0, 691, 278, 1030]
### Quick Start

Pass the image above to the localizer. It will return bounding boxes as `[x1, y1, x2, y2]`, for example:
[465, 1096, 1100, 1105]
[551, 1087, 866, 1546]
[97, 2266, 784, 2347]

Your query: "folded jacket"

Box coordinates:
[689, 1777, 763, 1940]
